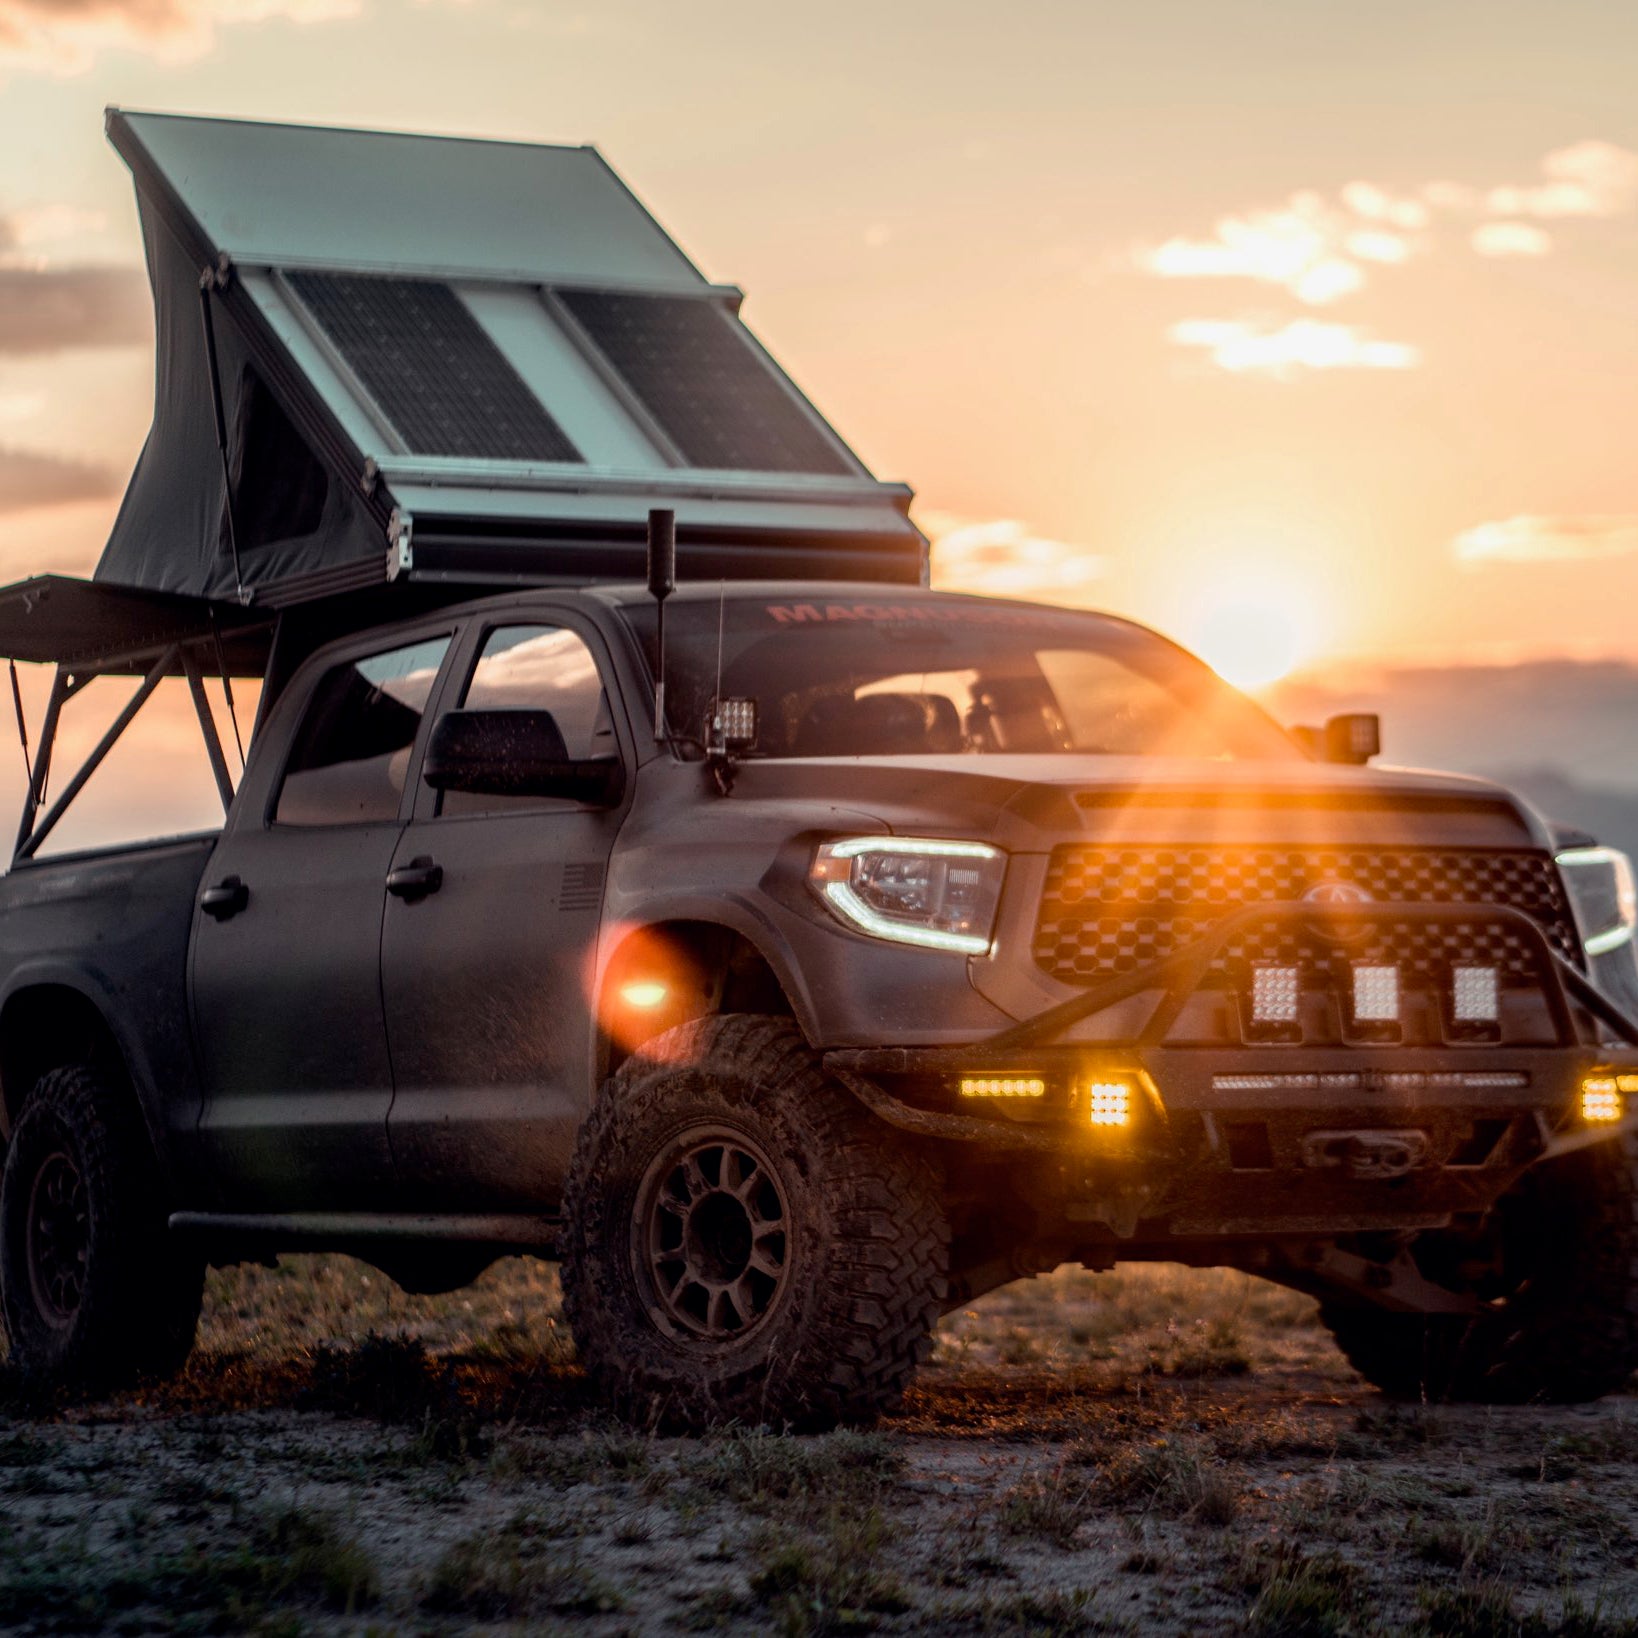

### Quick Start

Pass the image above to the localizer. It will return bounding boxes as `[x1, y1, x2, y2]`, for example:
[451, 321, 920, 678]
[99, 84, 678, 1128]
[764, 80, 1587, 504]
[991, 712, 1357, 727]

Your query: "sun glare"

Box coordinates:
[1184, 591, 1311, 692]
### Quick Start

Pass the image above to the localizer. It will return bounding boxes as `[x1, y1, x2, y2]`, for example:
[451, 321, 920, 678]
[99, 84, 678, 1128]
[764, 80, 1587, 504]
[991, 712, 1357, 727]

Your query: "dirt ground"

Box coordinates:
[1, 1257, 1636, 1636]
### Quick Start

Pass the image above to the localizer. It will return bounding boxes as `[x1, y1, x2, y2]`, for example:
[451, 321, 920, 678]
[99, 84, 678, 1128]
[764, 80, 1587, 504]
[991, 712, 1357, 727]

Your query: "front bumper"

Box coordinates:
[825, 900, 1638, 1240]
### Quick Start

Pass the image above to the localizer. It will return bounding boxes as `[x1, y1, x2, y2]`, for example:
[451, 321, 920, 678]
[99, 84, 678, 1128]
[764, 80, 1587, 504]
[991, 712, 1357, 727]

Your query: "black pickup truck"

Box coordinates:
[3, 575, 1637, 1426]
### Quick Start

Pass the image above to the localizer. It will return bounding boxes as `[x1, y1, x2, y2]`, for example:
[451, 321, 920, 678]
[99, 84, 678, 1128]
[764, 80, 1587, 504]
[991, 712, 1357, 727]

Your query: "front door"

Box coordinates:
[381, 618, 630, 1212]
[190, 631, 452, 1210]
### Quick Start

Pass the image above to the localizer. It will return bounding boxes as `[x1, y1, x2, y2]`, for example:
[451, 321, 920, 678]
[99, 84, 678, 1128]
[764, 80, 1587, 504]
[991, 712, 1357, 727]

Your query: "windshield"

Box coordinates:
[619, 594, 1301, 761]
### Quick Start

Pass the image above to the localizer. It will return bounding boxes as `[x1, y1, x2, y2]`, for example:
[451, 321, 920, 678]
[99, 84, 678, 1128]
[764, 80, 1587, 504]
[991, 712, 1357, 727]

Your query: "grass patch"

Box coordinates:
[1091, 1437, 1240, 1525]
[677, 1427, 903, 1514]
[421, 1510, 623, 1619]
[746, 1507, 911, 1635]
[0, 1505, 377, 1633]
[1244, 1548, 1363, 1636]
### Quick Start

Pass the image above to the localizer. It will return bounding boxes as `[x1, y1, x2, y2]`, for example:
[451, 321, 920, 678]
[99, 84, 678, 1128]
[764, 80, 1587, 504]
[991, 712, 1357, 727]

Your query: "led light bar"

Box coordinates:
[1451, 966, 1499, 1023]
[958, 1075, 1047, 1099]
[1086, 1080, 1131, 1127]
[1251, 966, 1300, 1023]
[1352, 964, 1400, 1023]
[1212, 1070, 1529, 1093]
[1582, 1076, 1623, 1124]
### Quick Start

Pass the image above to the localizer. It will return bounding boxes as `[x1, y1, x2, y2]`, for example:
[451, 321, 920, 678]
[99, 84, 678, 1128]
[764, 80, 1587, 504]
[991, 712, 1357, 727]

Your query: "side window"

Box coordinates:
[441, 624, 616, 817]
[275, 636, 451, 826]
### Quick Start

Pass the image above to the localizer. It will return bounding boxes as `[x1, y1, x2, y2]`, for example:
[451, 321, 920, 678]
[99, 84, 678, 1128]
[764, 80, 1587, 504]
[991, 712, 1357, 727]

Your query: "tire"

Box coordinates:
[1323, 1132, 1638, 1403]
[1, 1066, 204, 1390]
[560, 1015, 948, 1430]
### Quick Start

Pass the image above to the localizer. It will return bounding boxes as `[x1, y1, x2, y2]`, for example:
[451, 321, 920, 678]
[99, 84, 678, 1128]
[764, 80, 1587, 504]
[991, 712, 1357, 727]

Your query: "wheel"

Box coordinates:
[1323, 1132, 1638, 1403]
[1, 1066, 204, 1390]
[560, 1015, 948, 1430]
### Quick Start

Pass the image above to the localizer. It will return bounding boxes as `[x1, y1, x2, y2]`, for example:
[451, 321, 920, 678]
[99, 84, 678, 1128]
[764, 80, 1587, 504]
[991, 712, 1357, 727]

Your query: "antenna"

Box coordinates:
[646, 508, 676, 743]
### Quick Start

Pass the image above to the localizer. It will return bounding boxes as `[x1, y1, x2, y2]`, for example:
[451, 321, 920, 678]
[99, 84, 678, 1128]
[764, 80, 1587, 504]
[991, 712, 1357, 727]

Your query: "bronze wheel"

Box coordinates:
[24, 1150, 89, 1329]
[633, 1127, 791, 1341]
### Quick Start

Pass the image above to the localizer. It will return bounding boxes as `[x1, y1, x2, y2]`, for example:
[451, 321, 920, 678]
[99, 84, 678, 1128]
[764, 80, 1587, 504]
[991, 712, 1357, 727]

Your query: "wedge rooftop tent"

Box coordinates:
[96, 109, 928, 607]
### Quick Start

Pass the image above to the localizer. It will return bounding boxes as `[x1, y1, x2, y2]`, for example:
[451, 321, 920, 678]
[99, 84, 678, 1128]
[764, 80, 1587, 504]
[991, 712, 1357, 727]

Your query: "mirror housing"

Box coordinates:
[1292, 713, 1381, 766]
[423, 709, 624, 806]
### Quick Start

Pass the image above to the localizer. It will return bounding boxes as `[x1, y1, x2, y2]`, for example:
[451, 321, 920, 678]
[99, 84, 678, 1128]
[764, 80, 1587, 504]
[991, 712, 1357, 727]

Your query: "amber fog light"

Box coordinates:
[1085, 1079, 1133, 1128]
[1582, 1077, 1624, 1124]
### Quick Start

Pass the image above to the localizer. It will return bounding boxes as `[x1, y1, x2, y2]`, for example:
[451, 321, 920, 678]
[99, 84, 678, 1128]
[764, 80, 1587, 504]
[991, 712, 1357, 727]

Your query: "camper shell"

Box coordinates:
[2, 115, 1638, 1428]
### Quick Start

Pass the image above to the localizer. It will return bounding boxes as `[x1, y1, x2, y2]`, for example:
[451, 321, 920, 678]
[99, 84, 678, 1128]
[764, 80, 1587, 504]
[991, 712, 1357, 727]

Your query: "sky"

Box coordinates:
[1, 0, 1637, 695]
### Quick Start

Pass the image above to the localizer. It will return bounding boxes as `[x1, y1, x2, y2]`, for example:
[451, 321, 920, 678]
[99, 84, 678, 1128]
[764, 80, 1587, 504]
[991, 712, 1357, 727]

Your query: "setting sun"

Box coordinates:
[1183, 588, 1314, 692]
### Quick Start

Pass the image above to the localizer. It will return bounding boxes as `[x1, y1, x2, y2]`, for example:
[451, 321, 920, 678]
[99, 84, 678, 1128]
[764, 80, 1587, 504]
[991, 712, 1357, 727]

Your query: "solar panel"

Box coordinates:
[558, 291, 852, 476]
[287, 273, 582, 464]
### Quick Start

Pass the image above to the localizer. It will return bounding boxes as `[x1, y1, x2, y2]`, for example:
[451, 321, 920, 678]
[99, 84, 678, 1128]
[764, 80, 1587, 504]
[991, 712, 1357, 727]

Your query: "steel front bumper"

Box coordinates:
[824, 900, 1638, 1240]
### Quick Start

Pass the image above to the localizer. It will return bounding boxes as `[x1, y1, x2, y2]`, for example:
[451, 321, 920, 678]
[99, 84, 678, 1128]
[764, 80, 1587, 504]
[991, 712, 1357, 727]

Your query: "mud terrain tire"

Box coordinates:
[1323, 1132, 1638, 1403]
[1, 1066, 204, 1389]
[560, 1015, 947, 1430]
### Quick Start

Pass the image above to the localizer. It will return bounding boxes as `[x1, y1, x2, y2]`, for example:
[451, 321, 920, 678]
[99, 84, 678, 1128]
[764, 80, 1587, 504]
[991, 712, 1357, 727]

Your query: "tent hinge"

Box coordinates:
[388, 509, 414, 580]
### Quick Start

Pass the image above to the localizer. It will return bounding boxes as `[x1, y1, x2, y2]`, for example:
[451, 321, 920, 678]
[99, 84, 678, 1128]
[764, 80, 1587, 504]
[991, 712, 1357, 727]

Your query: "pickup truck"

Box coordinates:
[3, 577, 1637, 1427]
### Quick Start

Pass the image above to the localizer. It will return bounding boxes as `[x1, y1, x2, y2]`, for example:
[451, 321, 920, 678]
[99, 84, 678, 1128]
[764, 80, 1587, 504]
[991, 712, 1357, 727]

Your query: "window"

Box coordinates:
[441, 624, 615, 816]
[275, 636, 450, 826]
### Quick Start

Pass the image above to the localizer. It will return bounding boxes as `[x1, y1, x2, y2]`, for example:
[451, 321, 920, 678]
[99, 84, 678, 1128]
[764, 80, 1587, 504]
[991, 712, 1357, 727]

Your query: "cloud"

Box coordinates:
[924, 513, 1104, 600]
[1471, 221, 1553, 258]
[1339, 182, 1430, 231]
[1485, 140, 1638, 219]
[0, 0, 357, 69]
[1140, 141, 1638, 302]
[1170, 318, 1419, 376]
[1138, 191, 1374, 306]
[0, 446, 118, 515]
[1453, 514, 1638, 565]
[0, 265, 149, 355]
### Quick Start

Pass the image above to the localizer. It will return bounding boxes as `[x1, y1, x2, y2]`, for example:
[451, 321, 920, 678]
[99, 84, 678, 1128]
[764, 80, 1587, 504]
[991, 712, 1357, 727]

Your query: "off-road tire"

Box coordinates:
[1323, 1132, 1638, 1403]
[1, 1066, 204, 1389]
[560, 1015, 948, 1430]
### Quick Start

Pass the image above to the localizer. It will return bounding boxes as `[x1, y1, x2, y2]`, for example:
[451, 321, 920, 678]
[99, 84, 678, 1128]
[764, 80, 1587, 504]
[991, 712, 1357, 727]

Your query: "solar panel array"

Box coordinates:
[288, 273, 583, 464]
[559, 291, 852, 476]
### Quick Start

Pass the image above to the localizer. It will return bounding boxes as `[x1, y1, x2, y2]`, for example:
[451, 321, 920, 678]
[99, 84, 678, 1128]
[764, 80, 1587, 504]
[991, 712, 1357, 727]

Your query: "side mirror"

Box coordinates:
[423, 709, 624, 806]
[1292, 713, 1381, 766]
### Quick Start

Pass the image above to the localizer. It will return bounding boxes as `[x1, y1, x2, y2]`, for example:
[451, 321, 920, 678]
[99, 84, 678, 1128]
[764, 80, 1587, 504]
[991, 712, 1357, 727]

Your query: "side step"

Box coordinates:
[169, 1210, 560, 1256]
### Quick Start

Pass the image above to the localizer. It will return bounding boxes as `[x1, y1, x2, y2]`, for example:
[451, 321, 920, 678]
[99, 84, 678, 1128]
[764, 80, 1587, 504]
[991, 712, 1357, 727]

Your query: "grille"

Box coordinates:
[1033, 846, 1579, 988]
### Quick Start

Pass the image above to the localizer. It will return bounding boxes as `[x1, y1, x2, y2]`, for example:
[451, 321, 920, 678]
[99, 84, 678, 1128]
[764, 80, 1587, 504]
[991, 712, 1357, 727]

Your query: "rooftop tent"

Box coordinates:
[96, 110, 927, 609]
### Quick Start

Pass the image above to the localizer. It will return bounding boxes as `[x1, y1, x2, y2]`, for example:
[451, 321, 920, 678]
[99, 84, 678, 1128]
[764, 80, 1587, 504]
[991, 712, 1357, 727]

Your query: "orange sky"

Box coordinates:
[1, 0, 1637, 684]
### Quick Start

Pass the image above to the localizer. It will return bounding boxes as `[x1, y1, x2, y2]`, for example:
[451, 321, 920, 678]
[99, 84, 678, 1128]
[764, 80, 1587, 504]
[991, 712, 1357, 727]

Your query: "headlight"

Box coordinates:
[1556, 845, 1638, 957]
[809, 837, 1006, 954]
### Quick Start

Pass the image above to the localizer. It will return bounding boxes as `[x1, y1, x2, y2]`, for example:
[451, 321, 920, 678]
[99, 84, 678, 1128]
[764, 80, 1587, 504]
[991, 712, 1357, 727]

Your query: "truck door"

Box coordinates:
[190, 632, 453, 1210]
[380, 618, 630, 1212]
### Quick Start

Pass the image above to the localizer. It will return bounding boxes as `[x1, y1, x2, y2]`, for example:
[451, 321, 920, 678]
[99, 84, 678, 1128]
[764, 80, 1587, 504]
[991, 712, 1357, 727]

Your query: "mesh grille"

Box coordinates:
[1033, 846, 1579, 987]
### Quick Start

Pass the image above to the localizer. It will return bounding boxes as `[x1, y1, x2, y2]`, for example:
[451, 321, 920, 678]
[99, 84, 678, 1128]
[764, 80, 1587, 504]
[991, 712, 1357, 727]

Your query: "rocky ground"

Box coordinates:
[1, 1257, 1635, 1635]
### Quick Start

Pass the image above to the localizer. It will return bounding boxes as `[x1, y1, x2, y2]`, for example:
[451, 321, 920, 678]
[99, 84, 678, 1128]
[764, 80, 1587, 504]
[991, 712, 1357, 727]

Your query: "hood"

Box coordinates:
[718, 754, 1551, 853]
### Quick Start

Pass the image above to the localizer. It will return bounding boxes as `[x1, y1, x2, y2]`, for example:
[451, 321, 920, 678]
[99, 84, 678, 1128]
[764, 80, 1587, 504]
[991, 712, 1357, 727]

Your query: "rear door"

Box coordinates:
[190, 629, 452, 1209]
[381, 615, 632, 1211]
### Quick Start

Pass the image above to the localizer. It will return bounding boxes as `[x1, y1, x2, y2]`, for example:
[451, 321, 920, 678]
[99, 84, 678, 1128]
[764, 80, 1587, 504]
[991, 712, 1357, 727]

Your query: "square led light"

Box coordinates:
[710, 696, 759, 748]
[1451, 966, 1499, 1023]
[1086, 1080, 1131, 1127]
[1252, 965, 1300, 1023]
[1352, 964, 1400, 1023]
[1582, 1076, 1623, 1124]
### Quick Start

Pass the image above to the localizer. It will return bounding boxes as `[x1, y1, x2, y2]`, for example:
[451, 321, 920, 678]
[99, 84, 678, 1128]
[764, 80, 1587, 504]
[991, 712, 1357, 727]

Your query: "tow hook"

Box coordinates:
[1301, 1129, 1429, 1180]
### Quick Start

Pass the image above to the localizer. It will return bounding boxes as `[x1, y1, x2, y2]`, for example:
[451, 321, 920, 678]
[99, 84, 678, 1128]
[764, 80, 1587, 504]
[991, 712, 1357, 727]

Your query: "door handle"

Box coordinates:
[200, 876, 249, 921]
[386, 857, 444, 900]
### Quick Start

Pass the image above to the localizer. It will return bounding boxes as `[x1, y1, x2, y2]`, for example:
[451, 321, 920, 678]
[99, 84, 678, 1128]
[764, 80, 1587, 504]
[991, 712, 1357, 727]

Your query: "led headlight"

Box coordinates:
[810, 837, 1006, 954]
[1556, 845, 1638, 957]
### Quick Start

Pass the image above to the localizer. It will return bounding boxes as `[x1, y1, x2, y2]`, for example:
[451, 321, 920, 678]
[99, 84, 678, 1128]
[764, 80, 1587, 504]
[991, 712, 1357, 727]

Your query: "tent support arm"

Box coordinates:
[14, 669, 66, 859]
[198, 274, 246, 604]
[181, 646, 235, 814]
[17, 648, 176, 863]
